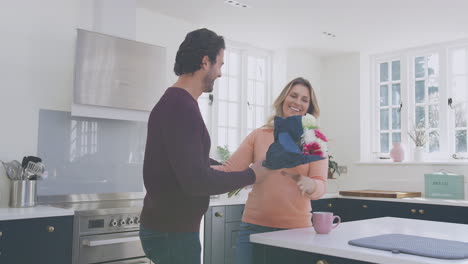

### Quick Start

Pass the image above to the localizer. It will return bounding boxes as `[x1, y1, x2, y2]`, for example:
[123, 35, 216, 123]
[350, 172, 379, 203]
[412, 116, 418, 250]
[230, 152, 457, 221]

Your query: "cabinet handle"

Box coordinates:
[214, 212, 223, 217]
[316, 260, 329, 264]
[47, 226, 55, 232]
[411, 209, 417, 214]
[418, 209, 425, 215]
[327, 203, 333, 208]
[362, 204, 368, 209]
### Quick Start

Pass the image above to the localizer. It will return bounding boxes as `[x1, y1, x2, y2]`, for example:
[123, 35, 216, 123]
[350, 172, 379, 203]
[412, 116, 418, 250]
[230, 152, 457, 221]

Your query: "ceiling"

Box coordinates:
[138, 0, 468, 56]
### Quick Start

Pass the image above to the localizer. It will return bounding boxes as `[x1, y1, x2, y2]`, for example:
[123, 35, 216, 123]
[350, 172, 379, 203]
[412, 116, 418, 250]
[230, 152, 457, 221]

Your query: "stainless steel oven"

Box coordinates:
[47, 197, 150, 264]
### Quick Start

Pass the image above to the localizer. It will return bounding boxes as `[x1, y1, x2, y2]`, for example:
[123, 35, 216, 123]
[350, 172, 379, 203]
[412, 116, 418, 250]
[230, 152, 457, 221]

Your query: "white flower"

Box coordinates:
[302, 128, 316, 144]
[318, 140, 328, 153]
[302, 114, 317, 129]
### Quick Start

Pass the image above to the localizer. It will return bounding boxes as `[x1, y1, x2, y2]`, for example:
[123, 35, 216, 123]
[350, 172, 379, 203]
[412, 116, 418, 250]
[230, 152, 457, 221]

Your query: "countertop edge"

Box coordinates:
[0, 205, 74, 221]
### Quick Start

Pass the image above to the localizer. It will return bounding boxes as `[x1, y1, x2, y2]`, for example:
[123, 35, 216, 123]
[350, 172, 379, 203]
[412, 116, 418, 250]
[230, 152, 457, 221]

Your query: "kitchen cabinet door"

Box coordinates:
[0, 216, 73, 264]
[339, 199, 384, 222]
[225, 222, 241, 264]
[386, 202, 468, 224]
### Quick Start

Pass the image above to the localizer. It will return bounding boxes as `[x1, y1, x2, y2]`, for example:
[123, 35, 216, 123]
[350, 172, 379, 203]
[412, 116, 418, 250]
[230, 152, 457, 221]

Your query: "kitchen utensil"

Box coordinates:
[23, 161, 44, 180]
[10, 180, 37, 207]
[21, 156, 42, 169]
[1, 160, 23, 180]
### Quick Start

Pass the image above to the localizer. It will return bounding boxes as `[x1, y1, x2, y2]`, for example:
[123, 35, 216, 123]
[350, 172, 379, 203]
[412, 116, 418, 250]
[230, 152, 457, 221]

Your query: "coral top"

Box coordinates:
[213, 128, 328, 229]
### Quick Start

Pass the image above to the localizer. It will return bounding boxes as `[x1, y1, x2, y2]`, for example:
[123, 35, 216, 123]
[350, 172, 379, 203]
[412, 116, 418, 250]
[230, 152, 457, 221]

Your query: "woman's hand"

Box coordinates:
[281, 171, 317, 196]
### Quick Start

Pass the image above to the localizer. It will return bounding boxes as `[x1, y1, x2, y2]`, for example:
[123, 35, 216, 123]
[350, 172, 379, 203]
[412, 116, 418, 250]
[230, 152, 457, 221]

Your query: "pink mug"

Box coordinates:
[312, 212, 341, 234]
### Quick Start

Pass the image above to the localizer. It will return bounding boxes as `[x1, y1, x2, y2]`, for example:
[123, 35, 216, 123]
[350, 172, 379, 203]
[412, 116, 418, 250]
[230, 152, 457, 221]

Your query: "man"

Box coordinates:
[139, 28, 270, 264]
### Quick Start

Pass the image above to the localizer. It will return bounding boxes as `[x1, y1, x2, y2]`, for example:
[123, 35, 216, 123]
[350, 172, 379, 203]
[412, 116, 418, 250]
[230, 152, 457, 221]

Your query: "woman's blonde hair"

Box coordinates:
[264, 77, 320, 128]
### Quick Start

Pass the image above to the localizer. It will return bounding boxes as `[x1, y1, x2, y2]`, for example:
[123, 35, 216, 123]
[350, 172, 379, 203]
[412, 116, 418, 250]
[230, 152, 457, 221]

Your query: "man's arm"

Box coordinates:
[162, 102, 255, 196]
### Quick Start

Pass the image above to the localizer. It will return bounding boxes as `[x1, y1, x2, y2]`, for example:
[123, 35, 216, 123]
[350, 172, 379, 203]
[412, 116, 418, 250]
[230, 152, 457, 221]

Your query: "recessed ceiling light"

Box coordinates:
[224, 0, 250, 8]
[322, 31, 336, 38]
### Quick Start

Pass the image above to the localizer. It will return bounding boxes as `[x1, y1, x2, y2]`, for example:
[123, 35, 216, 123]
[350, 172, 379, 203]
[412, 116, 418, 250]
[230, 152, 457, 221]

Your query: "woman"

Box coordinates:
[213, 77, 328, 264]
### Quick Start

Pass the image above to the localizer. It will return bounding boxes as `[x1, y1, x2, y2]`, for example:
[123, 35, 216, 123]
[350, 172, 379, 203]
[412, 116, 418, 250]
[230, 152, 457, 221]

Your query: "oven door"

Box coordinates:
[79, 231, 148, 264]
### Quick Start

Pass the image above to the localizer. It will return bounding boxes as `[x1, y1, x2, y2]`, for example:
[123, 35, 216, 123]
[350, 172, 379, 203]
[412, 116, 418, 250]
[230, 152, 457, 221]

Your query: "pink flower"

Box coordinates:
[314, 129, 328, 142]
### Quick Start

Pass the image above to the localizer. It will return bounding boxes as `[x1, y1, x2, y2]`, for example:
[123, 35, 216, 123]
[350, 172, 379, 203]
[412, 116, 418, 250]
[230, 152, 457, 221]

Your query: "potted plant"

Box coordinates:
[328, 155, 340, 179]
[408, 122, 427, 161]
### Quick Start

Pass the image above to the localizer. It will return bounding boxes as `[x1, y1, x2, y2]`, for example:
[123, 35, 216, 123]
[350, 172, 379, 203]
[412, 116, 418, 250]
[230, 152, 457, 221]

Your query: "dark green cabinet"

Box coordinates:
[253, 244, 373, 264]
[204, 205, 244, 264]
[0, 216, 73, 264]
[312, 198, 468, 224]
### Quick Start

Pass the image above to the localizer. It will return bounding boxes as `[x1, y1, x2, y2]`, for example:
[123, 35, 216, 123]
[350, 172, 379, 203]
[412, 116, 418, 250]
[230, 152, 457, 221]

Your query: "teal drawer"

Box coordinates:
[225, 205, 244, 223]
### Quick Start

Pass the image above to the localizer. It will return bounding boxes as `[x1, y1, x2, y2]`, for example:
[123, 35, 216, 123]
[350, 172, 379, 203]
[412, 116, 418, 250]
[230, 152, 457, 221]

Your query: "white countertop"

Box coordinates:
[0, 205, 74, 221]
[250, 217, 468, 264]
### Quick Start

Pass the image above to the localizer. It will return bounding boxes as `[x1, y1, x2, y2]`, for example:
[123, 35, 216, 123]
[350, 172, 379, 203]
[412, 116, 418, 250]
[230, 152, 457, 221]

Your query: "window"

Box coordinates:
[198, 44, 271, 153]
[371, 40, 468, 160]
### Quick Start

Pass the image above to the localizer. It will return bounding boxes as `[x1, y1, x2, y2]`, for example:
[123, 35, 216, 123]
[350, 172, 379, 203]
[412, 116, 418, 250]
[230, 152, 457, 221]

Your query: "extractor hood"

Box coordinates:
[72, 29, 166, 121]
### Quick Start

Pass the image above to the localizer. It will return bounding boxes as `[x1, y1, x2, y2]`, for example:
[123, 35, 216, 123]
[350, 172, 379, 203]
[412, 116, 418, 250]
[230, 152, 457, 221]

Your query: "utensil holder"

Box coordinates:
[9, 180, 37, 208]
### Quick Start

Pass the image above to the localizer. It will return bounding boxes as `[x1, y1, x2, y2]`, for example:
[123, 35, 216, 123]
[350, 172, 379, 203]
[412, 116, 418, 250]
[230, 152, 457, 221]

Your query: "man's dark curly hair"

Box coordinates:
[174, 28, 225, 76]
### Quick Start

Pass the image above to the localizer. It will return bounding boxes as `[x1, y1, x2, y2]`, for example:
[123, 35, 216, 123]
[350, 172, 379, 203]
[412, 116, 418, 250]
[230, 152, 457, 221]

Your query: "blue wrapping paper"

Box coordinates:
[263, 115, 325, 169]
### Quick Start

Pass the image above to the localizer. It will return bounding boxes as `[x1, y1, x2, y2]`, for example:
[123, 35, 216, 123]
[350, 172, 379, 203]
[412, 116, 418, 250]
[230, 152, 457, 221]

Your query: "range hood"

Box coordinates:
[73, 29, 166, 121]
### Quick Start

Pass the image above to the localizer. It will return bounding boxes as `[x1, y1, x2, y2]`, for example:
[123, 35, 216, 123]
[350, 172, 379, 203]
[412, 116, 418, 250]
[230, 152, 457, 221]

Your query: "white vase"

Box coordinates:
[414, 147, 424, 162]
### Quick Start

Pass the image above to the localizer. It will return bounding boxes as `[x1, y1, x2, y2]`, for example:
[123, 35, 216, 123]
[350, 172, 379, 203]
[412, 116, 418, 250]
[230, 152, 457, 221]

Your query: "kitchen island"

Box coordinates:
[251, 217, 468, 264]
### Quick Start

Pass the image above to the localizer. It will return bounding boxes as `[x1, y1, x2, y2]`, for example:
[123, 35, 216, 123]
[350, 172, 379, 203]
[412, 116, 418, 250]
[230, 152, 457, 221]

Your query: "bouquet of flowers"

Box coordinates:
[262, 114, 327, 170]
[301, 114, 328, 158]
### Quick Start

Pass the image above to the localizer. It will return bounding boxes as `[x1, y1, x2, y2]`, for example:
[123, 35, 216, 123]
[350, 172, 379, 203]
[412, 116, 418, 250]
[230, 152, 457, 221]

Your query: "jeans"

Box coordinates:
[234, 222, 285, 264]
[139, 225, 201, 264]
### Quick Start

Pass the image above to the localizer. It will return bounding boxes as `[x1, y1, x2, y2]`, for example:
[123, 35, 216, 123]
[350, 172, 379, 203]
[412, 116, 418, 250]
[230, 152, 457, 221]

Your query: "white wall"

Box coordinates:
[320, 52, 468, 195]
[136, 7, 199, 98]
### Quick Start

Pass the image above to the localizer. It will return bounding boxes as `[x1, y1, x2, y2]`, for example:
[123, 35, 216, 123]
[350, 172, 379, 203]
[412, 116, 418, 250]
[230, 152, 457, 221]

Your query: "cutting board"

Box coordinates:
[339, 190, 422, 198]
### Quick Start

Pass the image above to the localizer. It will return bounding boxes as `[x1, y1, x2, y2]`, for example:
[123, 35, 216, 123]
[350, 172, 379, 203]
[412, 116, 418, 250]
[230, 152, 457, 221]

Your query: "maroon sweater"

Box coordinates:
[140, 87, 256, 232]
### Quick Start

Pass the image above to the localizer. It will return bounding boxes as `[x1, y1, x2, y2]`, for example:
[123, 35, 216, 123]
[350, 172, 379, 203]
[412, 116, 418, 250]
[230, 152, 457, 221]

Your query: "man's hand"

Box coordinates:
[281, 171, 317, 196]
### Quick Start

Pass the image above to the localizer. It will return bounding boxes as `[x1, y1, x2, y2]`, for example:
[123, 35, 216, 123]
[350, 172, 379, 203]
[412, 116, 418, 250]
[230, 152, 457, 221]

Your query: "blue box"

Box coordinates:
[424, 172, 464, 199]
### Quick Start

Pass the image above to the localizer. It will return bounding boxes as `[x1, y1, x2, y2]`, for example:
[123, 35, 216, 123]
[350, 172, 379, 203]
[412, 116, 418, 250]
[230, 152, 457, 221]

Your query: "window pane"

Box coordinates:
[452, 49, 466, 75]
[218, 101, 227, 126]
[429, 105, 439, 128]
[255, 106, 265, 127]
[392, 84, 400, 106]
[429, 130, 440, 152]
[218, 127, 227, 147]
[416, 106, 425, 125]
[198, 98, 210, 124]
[380, 109, 389, 130]
[428, 81, 439, 103]
[228, 103, 239, 127]
[255, 81, 265, 105]
[456, 130, 467, 153]
[229, 51, 239, 76]
[380, 133, 389, 153]
[248, 56, 255, 79]
[392, 133, 401, 143]
[453, 76, 466, 99]
[455, 103, 467, 128]
[218, 77, 228, 100]
[380, 85, 388, 106]
[392, 61, 400, 81]
[415, 80, 425, 103]
[415, 56, 425, 78]
[257, 58, 266, 81]
[392, 108, 401, 129]
[228, 128, 239, 151]
[380, 63, 388, 82]
[247, 80, 255, 103]
[427, 53, 439, 77]
[228, 77, 239, 101]
[247, 106, 254, 129]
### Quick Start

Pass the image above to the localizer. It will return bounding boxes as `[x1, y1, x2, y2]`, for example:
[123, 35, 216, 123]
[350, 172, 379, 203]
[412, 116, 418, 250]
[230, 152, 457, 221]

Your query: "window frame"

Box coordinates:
[369, 39, 468, 161]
